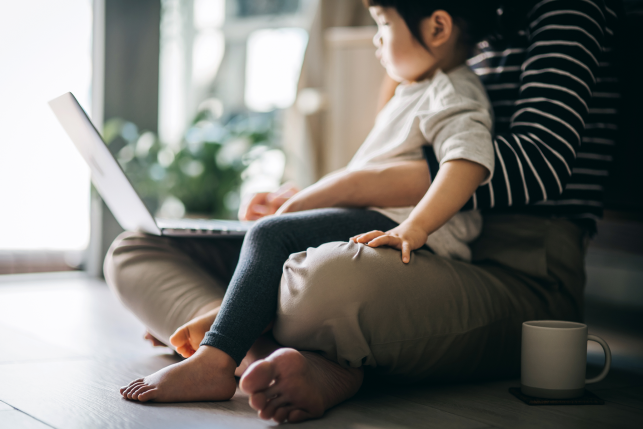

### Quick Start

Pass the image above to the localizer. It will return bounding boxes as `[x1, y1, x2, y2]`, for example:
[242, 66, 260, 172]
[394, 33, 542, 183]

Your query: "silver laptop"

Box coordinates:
[49, 92, 252, 237]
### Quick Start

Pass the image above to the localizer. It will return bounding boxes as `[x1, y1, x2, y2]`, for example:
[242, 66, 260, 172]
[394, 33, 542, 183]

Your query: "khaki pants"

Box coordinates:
[104, 214, 586, 383]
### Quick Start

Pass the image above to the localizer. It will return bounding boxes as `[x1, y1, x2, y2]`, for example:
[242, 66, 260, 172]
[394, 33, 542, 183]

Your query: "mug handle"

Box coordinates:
[586, 334, 612, 384]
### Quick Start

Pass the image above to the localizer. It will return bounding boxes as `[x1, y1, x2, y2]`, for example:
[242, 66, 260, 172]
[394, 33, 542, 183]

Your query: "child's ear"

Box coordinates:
[422, 10, 453, 48]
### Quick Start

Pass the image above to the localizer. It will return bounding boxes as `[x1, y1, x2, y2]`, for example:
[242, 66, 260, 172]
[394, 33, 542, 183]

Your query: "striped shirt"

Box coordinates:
[457, 0, 620, 233]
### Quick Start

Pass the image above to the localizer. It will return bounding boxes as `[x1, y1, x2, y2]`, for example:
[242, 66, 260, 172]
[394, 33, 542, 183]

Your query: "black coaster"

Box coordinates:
[509, 387, 604, 405]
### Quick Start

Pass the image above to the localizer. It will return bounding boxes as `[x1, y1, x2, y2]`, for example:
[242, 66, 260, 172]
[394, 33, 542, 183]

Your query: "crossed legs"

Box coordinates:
[108, 209, 398, 415]
[106, 215, 585, 422]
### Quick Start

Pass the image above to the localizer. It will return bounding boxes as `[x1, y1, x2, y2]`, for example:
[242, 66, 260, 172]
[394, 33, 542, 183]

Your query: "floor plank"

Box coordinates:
[0, 277, 161, 360]
[347, 387, 490, 429]
[384, 378, 643, 429]
[0, 410, 53, 429]
[0, 356, 490, 429]
[0, 357, 257, 429]
[0, 323, 82, 364]
[598, 386, 643, 411]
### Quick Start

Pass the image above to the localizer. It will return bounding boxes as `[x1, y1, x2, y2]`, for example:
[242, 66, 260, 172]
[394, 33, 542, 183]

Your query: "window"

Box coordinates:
[0, 0, 92, 273]
[104, 0, 313, 222]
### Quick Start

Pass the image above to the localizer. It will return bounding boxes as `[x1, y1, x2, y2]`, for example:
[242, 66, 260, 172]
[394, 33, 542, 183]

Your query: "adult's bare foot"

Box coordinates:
[120, 346, 236, 402]
[240, 348, 364, 423]
[235, 334, 281, 377]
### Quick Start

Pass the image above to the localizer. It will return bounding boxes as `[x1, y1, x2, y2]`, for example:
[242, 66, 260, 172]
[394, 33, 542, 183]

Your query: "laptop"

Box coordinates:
[48, 92, 253, 237]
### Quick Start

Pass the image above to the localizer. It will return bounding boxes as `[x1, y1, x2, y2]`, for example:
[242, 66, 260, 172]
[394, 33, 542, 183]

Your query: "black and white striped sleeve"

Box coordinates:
[467, 0, 606, 210]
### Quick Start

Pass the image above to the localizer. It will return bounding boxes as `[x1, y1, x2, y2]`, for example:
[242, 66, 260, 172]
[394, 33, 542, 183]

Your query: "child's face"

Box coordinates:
[369, 6, 437, 83]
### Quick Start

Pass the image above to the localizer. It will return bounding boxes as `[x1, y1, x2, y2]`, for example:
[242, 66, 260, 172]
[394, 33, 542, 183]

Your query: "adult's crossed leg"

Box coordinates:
[272, 214, 586, 382]
[104, 231, 242, 344]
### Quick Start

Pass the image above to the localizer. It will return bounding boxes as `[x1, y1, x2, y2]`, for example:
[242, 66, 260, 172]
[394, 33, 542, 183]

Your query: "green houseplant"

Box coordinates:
[102, 107, 281, 220]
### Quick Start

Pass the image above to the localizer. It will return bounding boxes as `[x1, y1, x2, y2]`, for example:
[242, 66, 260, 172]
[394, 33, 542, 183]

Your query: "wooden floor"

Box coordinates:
[0, 273, 641, 429]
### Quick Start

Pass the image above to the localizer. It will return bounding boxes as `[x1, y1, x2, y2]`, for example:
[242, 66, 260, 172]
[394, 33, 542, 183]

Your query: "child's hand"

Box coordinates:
[351, 221, 429, 264]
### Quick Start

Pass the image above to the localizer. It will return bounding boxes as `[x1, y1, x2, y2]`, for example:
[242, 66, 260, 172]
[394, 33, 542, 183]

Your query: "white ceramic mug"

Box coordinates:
[521, 320, 611, 399]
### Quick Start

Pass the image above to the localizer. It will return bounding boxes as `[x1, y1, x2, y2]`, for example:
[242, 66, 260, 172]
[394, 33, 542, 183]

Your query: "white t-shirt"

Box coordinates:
[347, 64, 495, 261]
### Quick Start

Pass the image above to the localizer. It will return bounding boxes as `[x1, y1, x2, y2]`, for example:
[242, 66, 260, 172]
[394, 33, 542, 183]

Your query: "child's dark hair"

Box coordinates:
[364, 0, 503, 48]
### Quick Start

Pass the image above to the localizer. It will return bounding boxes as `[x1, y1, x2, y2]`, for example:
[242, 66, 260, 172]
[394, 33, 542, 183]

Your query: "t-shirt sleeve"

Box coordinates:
[418, 95, 495, 185]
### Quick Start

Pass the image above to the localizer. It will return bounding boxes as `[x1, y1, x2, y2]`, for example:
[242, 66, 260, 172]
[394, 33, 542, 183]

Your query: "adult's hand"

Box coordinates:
[238, 183, 299, 221]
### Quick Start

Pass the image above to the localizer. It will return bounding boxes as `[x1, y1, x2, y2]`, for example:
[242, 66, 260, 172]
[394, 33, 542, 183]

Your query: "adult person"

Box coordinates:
[106, 0, 620, 423]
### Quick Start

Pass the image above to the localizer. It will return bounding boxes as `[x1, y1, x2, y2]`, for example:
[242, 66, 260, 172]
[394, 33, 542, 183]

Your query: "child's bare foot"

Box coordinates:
[169, 307, 221, 358]
[170, 305, 276, 363]
[240, 348, 364, 423]
[120, 346, 237, 403]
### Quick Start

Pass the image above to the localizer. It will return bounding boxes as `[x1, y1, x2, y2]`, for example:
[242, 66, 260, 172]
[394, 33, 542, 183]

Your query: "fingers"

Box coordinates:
[239, 193, 269, 221]
[351, 230, 385, 243]
[352, 226, 420, 263]
[240, 185, 300, 220]
[267, 195, 290, 214]
[246, 206, 270, 220]
[271, 182, 299, 200]
[368, 236, 412, 264]
[401, 241, 411, 264]
[367, 234, 402, 249]
[266, 183, 299, 213]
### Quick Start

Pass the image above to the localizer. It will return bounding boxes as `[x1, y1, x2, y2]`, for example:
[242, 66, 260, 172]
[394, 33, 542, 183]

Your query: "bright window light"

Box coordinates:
[194, 0, 225, 29]
[0, 0, 92, 250]
[193, 30, 225, 87]
[245, 28, 308, 112]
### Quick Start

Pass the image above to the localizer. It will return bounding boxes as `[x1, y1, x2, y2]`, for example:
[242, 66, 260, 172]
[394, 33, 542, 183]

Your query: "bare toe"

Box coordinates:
[137, 388, 159, 402]
[273, 405, 296, 423]
[288, 409, 313, 423]
[120, 378, 143, 395]
[127, 383, 146, 399]
[131, 384, 151, 400]
[248, 391, 268, 410]
[240, 360, 274, 393]
[123, 382, 144, 398]
[248, 384, 280, 411]
[259, 396, 289, 420]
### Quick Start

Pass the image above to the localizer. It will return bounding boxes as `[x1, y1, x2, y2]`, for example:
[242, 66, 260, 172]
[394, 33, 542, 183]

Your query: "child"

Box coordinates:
[349, 0, 497, 262]
[120, 0, 500, 414]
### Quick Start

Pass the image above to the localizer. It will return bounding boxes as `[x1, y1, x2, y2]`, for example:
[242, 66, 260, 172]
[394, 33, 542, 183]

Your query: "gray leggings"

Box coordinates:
[201, 208, 398, 364]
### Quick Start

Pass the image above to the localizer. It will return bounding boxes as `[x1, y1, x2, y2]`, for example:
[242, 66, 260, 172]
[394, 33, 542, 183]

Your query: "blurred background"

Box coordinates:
[0, 0, 383, 275]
